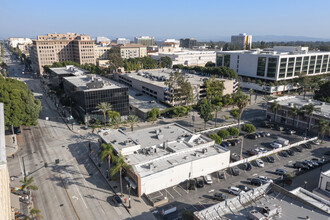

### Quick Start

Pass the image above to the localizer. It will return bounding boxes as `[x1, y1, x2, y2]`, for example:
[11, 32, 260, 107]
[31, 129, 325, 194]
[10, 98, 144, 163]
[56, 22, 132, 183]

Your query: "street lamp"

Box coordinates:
[127, 184, 131, 209]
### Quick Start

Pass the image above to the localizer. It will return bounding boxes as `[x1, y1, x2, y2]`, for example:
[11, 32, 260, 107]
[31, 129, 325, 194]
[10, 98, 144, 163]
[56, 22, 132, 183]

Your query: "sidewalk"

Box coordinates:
[5, 134, 18, 157]
[88, 142, 156, 220]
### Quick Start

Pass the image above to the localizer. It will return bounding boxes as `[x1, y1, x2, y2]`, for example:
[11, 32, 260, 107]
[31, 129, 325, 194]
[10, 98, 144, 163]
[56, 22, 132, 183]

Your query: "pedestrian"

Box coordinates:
[124, 198, 127, 204]
[12, 154, 15, 159]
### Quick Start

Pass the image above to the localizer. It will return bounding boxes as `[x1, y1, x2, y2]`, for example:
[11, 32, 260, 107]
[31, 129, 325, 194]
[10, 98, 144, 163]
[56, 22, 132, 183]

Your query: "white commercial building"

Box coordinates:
[318, 169, 330, 193]
[116, 38, 130, 45]
[98, 123, 230, 196]
[231, 33, 252, 50]
[150, 50, 216, 67]
[134, 36, 155, 46]
[96, 36, 110, 44]
[8, 37, 32, 48]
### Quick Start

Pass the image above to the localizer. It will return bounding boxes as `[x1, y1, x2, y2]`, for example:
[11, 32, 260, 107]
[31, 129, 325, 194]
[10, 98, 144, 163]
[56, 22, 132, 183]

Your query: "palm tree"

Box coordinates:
[270, 100, 281, 122]
[96, 102, 112, 127]
[98, 143, 114, 179]
[302, 103, 321, 133]
[235, 94, 249, 132]
[26, 208, 43, 220]
[262, 95, 274, 110]
[313, 119, 329, 142]
[111, 115, 122, 129]
[288, 105, 300, 127]
[110, 154, 132, 197]
[213, 103, 222, 128]
[248, 89, 254, 104]
[126, 115, 139, 131]
[21, 176, 38, 191]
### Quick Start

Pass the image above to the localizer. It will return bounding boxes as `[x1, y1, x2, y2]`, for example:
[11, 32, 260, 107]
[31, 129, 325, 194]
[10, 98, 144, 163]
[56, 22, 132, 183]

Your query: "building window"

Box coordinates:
[326, 181, 330, 191]
[315, 55, 322, 73]
[257, 57, 266, 77]
[302, 56, 309, 73]
[286, 57, 294, 77]
[322, 55, 328, 72]
[294, 57, 302, 76]
[266, 57, 277, 78]
[308, 56, 316, 74]
[224, 55, 230, 67]
[279, 58, 287, 78]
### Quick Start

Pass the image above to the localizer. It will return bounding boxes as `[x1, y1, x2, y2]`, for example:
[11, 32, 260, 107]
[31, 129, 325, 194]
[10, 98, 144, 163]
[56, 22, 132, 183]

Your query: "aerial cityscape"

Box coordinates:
[0, 1, 330, 220]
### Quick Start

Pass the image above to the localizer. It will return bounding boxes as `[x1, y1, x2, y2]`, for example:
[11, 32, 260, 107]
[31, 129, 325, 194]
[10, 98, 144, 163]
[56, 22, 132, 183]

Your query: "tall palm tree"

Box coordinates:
[96, 102, 112, 127]
[126, 115, 139, 131]
[288, 105, 300, 127]
[111, 115, 122, 129]
[248, 89, 254, 104]
[313, 119, 329, 142]
[25, 208, 43, 220]
[235, 94, 249, 132]
[270, 100, 281, 122]
[262, 95, 274, 110]
[98, 143, 114, 179]
[21, 176, 38, 191]
[213, 103, 222, 128]
[110, 154, 131, 197]
[302, 103, 321, 132]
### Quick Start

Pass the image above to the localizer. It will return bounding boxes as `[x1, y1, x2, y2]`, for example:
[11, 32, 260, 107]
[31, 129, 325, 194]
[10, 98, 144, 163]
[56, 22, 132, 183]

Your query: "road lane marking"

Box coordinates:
[173, 187, 182, 196]
[178, 185, 189, 194]
[165, 189, 174, 199]
[191, 205, 199, 211]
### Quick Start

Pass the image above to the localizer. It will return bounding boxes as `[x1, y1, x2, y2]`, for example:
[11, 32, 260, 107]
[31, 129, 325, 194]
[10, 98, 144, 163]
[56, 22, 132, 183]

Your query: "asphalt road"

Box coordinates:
[4, 48, 132, 220]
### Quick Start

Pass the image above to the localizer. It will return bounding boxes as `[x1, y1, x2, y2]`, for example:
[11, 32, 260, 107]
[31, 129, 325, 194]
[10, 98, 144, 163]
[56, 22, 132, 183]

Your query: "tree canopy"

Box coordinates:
[160, 56, 172, 68]
[123, 56, 157, 71]
[0, 76, 42, 129]
[173, 65, 238, 80]
[314, 80, 330, 103]
[165, 72, 193, 105]
[147, 107, 161, 121]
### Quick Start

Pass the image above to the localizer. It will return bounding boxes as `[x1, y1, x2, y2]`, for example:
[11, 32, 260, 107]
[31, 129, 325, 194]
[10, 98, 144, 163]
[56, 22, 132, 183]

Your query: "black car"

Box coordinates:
[14, 127, 21, 134]
[237, 185, 250, 192]
[244, 162, 252, 171]
[212, 193, 227, 201]
[257, 132, 265, 137]
[304, 143, 312, 149]
[219, 172, 225, 179]
[112, 195, 123, 207]
[247, 134, 258, 139]
[311, 158, 324, 165]
[285, 129, 296, 135]
[286, 149, 295, 156]
[250, 178, 263, 186]
[228, 140, 237, 146]
[325, 151, 330, 156]
[255, 133, 261, 138]
[231, 167, 240, 176]
[280, 151, 289, 157]
[296, 146, 304, 152]
[293, 162, 309, 170]
[188, 179, 196, 190]
[196, 178, 204, 188]
[266, 156, 275, 163]
[222, 141, 231, 147]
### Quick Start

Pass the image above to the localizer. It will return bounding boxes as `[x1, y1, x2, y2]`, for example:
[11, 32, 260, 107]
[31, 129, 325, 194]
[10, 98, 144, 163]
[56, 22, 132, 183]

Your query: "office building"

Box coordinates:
[318, 169, 330, 196]
[150, 50, 216, 67]
[231, 33, 252, 50]
[49, 66, 129, 120]
[180, 38, 197, 49]
[98, 123, 230, 197]
[134, 36, 155, 46]
[266, 96, 330, 133]
[8, 37, 32, 48]
[0, 103, 12, 220]
[96, 36, 110, 45]
[117, 44, 147, 59]
[94, 45, 112, 60]
[217, 46, 330, 93]
[114, 69, 238, 106]
[116, 38, 130, 45]
[31, 33, 96, 74]
[194, 183, 330, 219]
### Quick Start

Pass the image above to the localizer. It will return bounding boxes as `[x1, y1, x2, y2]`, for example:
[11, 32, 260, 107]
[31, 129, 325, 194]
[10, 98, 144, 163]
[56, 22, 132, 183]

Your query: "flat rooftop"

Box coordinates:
[64, 75, 125, 91]
[49, 66, 89, 75]
[98, 123, 228, 177]
[270, 96, 330, 118]
[195, 183, 330, 220]
[121, 68, 231, 87]
[128, 89, 167, 113]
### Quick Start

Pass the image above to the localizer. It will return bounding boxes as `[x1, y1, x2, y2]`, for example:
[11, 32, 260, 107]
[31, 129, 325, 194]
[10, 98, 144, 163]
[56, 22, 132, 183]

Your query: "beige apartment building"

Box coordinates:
[94, 45, 112, 60]
[117, 44, 147, 59]
[32, 33, 96, 74]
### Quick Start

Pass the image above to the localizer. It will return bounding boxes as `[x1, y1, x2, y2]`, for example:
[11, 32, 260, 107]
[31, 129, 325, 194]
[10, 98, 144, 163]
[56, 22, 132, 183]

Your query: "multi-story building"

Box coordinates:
[114, 69, 238, 106]
[150, 50, 216, 66]
[266, 96, 330, 134]
[96, 36, 110, 45]
[49, 66, 129, 121]
[180, 38, 197, 49]
[94, 45, 112, 60]
[98, 123, 230, 197]
[117, 44, 147, 59]
[231, 33, 252, 50]
[116, 38, 130, 45]
[134, 36, 155, 46]
[217, 46, 330, 93]
[31, 33, 96, 74]
[8, 37, 32, 48]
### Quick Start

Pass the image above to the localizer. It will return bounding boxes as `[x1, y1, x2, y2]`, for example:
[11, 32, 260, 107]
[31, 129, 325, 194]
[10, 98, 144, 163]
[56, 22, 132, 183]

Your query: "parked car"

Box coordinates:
[261, 131, 270, 137]
[275, 168, 287, 175]
[261, 121, 273, 128]
[247, 134, 258, 139]
[119, 127, 126, 131]
[247, 149, 258, 156]
[188, 179, 196, 190]
[286, 149, 295, 156]
[311, 158, 324, 165]
[256, 147, 268, 153]
[221, 142, 229, 148]
[276, 126, 284, 131]
[231, 167, 240, 176]
[258, 176, 273, 183]
[223, 141, 232, 147]
[324, 151, 330, 156]
[285, 129, 296, 135]
[250, 178, 263, 186]
[302, 160, 314, 168]
[293, 162, 309, 170]
[270, 142, 282, 149]
[228, 186, 243, 195]
[275, 137, 289, 146]
[307, 160, 319, 167]
[112, 195, 123, 207]
[212, 193, 227, 201]
[304, 143, 312, 149]
[257, 132, 265, 137]
[231, 153, 240, 161]
[14, 127, 21, 134]
[255, 133, 261, 138]
[312, 140, 321, 145]
[244, 162, 252, 171]
[228, 140, 238, 146]
[219, 172, 225, 179]
[255, 159, 264, 167]
[266, 156, 275, 163]
[280, 151, 289, 157]
[296, 146, 304, 152]
[196, 178, 204, 188]
[204, 175, 213, 184]
[237, 185, 250, 192]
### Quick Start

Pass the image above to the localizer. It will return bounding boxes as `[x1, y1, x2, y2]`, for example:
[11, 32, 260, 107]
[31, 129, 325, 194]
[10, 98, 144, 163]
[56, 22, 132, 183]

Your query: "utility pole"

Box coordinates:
[127, 184, 131, 209]
[240, 135, 244, 160]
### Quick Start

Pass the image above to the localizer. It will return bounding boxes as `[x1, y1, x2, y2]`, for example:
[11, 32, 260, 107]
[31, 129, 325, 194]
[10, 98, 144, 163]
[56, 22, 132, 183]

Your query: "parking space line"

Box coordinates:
[178, 185, 189, 194]
[165, 189, 174, 199]
[191, 205, 199, 211]
[172, 187, 182, 196]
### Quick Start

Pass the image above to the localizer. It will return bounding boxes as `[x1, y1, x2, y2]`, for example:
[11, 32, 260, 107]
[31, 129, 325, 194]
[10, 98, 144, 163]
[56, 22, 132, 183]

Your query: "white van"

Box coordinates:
[270, 142, 282, 149]
[275, 137, 289, 146]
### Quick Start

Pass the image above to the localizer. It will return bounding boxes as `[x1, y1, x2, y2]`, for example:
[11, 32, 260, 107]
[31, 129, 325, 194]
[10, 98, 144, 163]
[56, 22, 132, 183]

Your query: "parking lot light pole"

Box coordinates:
[127, 184, 131, 209]
[240, 136, 244, 160]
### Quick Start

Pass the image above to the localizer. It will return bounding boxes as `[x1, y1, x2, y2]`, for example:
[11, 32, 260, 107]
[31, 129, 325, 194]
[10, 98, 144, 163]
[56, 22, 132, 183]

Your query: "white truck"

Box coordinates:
[275, 137, 289, 146]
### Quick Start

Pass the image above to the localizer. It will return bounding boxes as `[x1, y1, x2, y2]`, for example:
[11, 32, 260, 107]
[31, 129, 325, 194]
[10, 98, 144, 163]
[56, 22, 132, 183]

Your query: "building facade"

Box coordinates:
[94, 45, 112, 60]
[118, 44, 147, 59]
[31, 33, 96, 74]
[96, 36, 110, 45]
[318, 169, 330, 193]
[134, 36, 155, 46]
[8, 37, 32, 48]
[116, 38, 130, 45]
[180, 38, 197, 49]
[231, 33, 252, 50]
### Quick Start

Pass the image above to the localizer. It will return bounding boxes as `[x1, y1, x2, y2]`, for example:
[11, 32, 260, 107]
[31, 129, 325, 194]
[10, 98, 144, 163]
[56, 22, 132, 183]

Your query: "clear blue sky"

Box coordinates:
[1, 0, 330, 41]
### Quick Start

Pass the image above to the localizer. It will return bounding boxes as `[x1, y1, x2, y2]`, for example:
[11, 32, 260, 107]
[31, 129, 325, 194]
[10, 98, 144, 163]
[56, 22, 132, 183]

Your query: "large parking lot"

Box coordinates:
[150, 121, 330, 220]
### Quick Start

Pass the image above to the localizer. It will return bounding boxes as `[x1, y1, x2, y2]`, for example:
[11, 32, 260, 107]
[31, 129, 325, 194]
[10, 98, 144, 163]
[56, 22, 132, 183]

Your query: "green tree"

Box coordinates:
[111, 115, 122, 129]
[213, 103, 222, 127]
[159, 56, 172, 68]
[242, 124, 256, 133]
[217, 129, 230, 139]
[107, 110, 120, 122]
[25, 208, 43, 220]
[126, 115, 139, 131]
[21, 176, 38, 191]
[230, 109, 240, 123]
[313, 119, 329, 142]
[270, 100, 281, 122]
[314, 80, 330, 103]
[288, 105, 300, 127]
[198, 99, 214, 129]
[96, 102, 112, 127]
[227, 127, 239, 137]
[98, 143, 114, 179]
[248, 89, 254, 104]
[302, 103, 321, 132]
[234, 92, 249, 131]
[222, 94, 234, 109]
[165, 72, 193, 105]
[205, 61, 215, 67]
[147, 107, 161, 121]
[110, 154, 131, 197]
[208, 133, 222, 145]
[108, 47, 123, 72]
[181, 210, 194, 220]
[204, 75, 225, 102]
